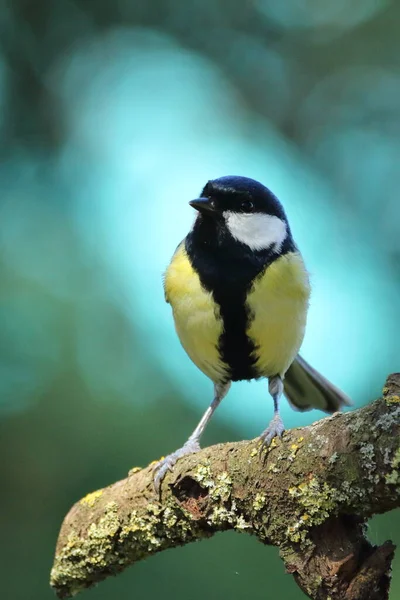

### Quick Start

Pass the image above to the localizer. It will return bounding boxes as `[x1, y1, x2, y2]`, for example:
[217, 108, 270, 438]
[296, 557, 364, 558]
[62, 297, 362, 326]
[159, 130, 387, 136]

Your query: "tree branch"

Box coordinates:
[50, 374, 400, 600]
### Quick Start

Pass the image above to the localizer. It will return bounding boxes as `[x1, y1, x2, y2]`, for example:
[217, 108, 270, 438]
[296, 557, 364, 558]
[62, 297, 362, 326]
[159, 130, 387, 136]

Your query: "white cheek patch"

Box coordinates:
[224, 211, 287, 252]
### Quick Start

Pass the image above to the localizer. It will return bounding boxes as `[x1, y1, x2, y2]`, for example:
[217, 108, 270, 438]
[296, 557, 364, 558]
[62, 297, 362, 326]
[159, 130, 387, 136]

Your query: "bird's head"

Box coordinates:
[189, 176, 291, 253]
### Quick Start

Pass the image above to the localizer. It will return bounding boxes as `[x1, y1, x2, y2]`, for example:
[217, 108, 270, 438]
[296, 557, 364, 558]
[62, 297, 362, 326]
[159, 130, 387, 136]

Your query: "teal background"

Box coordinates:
[1, 1, 399, 598]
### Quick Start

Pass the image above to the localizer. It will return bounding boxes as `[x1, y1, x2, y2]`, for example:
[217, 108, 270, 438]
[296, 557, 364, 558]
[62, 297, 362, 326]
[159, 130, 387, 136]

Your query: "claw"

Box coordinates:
[153, 456, 176, 493]
[153, 439, 201, 494]
[258, 414, 285, 458]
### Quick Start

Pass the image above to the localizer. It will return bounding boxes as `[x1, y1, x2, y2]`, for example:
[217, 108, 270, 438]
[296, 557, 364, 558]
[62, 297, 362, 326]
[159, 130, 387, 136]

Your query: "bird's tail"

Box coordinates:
[284, 354, 351, 413]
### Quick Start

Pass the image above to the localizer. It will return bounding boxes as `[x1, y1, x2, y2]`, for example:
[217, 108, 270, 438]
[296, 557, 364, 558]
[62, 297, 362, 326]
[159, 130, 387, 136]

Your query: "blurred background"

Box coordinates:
[1, 0, 400, 598]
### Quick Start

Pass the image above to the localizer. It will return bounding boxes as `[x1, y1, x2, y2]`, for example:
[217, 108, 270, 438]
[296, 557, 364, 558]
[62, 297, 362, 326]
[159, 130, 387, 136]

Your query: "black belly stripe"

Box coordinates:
[185, 228, 296, 382]
[212, 274, 258, 381]
[219, 295, 257, 381]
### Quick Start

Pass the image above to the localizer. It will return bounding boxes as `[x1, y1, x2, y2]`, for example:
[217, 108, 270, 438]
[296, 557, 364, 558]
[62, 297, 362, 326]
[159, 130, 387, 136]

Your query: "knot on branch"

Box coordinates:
[171, 475, 210, 519]
[284, 515, 395, 600]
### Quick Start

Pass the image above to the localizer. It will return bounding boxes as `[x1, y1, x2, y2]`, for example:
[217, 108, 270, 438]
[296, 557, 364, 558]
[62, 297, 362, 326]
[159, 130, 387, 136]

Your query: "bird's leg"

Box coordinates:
[259, 375, 285, 453]
[153, 382, 231, 493]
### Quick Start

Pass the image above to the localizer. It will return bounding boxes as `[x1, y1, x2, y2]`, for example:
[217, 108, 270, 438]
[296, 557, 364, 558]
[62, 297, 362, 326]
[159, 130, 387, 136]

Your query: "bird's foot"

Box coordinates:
[259, 414, 285, 456]
[153, 439, 201, 493]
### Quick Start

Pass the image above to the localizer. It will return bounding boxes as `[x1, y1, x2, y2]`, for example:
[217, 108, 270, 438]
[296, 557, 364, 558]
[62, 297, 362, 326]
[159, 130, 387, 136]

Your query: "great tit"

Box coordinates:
[154, 175, 350, 490]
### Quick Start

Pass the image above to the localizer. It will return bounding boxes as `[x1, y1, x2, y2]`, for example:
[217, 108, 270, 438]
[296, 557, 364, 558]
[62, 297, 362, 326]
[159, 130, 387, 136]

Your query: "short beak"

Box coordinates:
[189, 198, 216, 214]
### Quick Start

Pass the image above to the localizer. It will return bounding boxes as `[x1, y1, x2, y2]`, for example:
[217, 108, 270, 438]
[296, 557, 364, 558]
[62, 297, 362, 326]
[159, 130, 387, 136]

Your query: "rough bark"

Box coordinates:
[50, 374, 400, 600]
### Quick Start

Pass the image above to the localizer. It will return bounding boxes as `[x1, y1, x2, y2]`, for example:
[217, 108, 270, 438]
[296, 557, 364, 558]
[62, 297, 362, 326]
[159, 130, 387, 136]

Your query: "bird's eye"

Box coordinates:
[209, 199, 216, 209]
[241, 200, 254, 213]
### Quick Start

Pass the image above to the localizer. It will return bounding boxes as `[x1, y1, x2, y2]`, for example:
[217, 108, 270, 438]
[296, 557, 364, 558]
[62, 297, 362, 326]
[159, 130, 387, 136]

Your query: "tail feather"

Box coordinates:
[284, 355, 351, 413]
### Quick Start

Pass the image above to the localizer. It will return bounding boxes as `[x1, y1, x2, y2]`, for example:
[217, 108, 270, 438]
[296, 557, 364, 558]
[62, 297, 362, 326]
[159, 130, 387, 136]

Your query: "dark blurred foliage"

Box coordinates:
[1, 1, 400, 599]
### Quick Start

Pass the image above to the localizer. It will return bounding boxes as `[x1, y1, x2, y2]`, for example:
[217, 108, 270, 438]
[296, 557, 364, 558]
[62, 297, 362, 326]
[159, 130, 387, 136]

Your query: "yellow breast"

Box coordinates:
[164, 243, 229, 383]
[246, 251, 311, 378]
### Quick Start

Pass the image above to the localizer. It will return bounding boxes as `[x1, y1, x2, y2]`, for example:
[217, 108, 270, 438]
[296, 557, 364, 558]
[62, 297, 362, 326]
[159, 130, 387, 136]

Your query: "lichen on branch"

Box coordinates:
[50, 374, 400, 600]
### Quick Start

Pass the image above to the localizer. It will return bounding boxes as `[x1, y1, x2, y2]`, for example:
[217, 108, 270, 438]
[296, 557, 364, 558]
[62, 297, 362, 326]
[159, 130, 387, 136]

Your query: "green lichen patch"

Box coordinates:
[208, 506, 233, 526]
[193, 463, 233, 502]
[286, 476, 346, 543]
[385, 471, 399, 485]
[51, 498, 202, 597]
[236, 515, 251, 530]
[359, 443, 377, 482]
[162, 507, 178, 529]
[191, 463, 252, 532]
[51, 501, 122, 593]
[194, 463, 214, 488]
[206, 498, 251, 531]
[120, 504, 164, 551]
[392, 448, 400, 468]
[210, 472, 233, 501]
[120, 500, 200, 550]
[253, 493, 266, 512]
[328, 452, 338, 465]
[374, 407, 400, 431]
[385, 448, 400, 487]
[348, 416, 365, 434]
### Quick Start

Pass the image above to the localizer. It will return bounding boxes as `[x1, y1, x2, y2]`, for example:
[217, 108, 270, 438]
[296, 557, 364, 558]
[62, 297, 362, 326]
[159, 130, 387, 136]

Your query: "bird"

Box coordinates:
[153, 175, 350, 491]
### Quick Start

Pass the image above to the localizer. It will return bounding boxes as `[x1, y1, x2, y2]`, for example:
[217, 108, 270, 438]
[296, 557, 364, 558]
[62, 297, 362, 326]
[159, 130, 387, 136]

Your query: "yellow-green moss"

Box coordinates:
[259, 437, 279, 458]
[288, 443, 300, 462]
[51, 496, 203, 597]
[163, 507, 178, 529]
[128, 466, 142, 475]
[80, 489, 103, 508]
[120, 506, 162, 551]
[287, 437, 305, 462]
[385, 394, 400, 405]
[253, 493, 266, 511]
[50, 501, 122, 592]
[304, 574, 323, 597]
